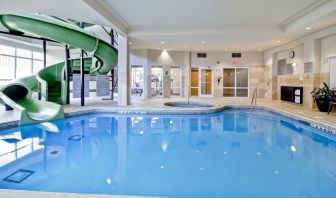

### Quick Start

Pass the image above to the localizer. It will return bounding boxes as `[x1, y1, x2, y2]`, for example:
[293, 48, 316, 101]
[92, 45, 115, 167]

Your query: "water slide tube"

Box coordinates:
[0, 14, 118, 125]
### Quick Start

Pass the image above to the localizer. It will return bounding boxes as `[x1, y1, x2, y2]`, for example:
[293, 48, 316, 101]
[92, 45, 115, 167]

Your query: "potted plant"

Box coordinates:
[311, 82, 336, 112]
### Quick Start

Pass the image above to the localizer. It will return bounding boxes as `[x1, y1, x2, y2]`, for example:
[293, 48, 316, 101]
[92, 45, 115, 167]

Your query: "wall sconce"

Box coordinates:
[291, 62, 298, 67]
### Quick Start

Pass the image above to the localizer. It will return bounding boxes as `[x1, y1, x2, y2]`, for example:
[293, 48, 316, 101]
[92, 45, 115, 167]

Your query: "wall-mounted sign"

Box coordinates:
[73, 74, 90, 98]
[96, 75, 110, 96]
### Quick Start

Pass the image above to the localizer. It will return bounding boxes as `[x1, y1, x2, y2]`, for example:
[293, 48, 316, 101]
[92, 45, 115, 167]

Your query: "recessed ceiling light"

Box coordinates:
[129, 41, 133, 45]
[161, 41, 166, 44]
[258, 49, 262, 51]
[305, 27, 312, 30]
[201, 41, 206, 44]
[276, 41, 281, 43]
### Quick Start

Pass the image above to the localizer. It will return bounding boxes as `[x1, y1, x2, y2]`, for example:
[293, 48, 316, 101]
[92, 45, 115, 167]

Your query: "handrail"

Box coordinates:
[251, 88, 257, 106]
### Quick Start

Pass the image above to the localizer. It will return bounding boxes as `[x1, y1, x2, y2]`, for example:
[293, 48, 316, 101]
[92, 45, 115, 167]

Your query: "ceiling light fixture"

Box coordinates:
[161, 41, 166, 44]
[276, 41, 281, 43]
[258, 49, 262, 51]
[129, 42, 133, 45]
[305, 27, 312, 30]
[201, 41, 206, 44]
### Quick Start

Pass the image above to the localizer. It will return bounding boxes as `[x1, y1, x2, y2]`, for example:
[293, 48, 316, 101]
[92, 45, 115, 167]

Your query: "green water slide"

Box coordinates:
[0, 14, 118, 125]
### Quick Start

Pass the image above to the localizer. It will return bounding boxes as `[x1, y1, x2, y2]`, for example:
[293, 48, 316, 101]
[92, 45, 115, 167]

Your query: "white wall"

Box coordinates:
[148, 50, 189, 67]
[0, 37, 42, 52]
[264, 25, 336, 74]
[130, 49, 190, 98]
[321, 34, 336, 73]
[191, 51, 263, 67]
[46, 47, 64, 65]
[130, 49, 265, 98]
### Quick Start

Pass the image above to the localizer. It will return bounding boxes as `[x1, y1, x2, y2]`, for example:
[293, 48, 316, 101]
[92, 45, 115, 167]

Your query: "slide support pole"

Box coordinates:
[65, 45, 70, 104]
[38, 40, 47, 100]
[80, 22, 85, 106]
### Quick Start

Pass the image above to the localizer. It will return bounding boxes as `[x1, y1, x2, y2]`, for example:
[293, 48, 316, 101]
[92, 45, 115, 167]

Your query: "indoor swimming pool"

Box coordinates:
[0, 108, 335, 197]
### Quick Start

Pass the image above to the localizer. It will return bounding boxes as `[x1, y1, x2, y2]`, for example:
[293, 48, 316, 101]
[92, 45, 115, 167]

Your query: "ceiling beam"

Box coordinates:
[281, 0, 336, 33]
[82, 0, 128, 36]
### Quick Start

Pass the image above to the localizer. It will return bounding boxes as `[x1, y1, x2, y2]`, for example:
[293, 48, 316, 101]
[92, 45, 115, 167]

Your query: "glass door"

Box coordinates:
[131, 66, 144, 97]
[223, 68, 235, 97]
[200, 68, 213, 96]
[236, 68, 248, 97]
[190, 68, 199, 96]
[223, 68, 249, 97]
[151, 66, 163, 97]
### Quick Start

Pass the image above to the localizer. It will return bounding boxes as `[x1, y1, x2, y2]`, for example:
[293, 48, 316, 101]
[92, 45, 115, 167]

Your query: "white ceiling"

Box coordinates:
[0, 0, 120, 32]
[101, 0, 336, 51]
[0, 0, 336, 52]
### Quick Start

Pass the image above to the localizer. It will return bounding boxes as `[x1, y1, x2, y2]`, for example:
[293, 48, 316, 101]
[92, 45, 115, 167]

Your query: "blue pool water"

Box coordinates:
[0, 109, 335, 197]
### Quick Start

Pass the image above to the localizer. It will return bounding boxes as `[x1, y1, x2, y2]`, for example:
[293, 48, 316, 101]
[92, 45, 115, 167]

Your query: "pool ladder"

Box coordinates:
[251, 88, 257, 106]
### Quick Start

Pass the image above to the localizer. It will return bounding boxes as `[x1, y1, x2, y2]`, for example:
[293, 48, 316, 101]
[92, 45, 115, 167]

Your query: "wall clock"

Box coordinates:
[289, 50, 295, 59]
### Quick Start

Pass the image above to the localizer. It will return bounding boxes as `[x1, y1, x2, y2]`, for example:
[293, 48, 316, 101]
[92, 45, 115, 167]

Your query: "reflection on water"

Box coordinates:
[0, 109, 335, 197]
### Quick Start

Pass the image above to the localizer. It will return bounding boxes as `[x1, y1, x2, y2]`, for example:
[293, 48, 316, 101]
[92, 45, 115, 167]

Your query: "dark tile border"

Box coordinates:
[3, 169, 35, 183]
[68, 135, 85, 141]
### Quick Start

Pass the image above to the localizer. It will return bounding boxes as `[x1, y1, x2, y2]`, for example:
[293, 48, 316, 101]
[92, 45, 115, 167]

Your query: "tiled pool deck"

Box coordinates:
[0, 97, 335, 198]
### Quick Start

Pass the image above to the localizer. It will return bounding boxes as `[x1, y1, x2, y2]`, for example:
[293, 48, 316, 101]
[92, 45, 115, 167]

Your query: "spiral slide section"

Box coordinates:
[0, 14, 118, 125]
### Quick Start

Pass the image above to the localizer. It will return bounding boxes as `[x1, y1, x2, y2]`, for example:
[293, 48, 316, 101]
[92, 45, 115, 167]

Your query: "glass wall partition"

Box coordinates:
[200, 68, 213, 96]
[130, 65, 144, 97]
[223, 68, 248, 97]
[151, 66, 163, 97]
[223, 68, 235, 97]
[236, 68, 249, 97]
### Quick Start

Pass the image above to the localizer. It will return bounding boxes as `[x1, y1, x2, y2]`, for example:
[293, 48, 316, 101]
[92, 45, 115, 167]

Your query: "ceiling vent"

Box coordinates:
[232, 53, 242, 58]
[197, 53, 207, 58]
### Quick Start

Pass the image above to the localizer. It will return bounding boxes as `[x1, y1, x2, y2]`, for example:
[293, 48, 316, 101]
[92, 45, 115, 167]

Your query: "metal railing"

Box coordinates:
[251, 88, 257, 106]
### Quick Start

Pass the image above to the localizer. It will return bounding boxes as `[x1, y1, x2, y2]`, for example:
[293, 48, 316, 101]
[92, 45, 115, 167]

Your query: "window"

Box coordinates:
[223, 68, 248, 97]
[16, 58, 32, 78]
[0, 44, 44, 82]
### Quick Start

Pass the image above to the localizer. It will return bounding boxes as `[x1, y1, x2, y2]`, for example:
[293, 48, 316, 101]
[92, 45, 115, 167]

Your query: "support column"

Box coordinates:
[304, 39, 321, 73]
[43, 40, 47, 68]
[118, 35, 130, 106]
[39, 40, 47, 100]
[186, 52, 191, 100]
[143, 50, 150, 99]
[110, 30, 115, 100]
[271, 52, 278, 100]
[162, 66, 170, 98]
[303, 39, 322, 109]
[65, 45, 70, 104]
[80, 22, 85, 106]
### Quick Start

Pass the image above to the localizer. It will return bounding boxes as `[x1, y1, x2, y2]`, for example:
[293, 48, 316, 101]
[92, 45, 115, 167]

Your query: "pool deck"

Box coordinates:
[0, 97, 336, 198]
